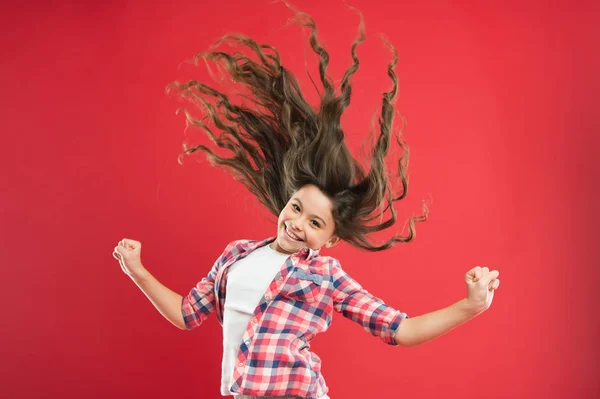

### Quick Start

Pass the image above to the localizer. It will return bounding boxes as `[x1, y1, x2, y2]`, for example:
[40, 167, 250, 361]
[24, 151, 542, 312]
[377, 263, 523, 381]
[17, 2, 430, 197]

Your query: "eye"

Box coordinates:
[292, 204, 300, 212]
[311, 220, 320, 228]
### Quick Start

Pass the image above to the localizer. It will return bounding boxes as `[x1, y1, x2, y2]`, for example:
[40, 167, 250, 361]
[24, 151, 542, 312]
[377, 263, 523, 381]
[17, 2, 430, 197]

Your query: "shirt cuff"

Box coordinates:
[387, 311, 409, 346]
[181, 294, 196, 330]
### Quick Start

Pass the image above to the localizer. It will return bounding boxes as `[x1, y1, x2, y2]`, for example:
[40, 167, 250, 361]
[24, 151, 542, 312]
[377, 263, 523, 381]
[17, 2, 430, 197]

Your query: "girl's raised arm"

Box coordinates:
[129, 268, 187, 330]
[393, 266, 500, 347]
[113, 238, 187, 330]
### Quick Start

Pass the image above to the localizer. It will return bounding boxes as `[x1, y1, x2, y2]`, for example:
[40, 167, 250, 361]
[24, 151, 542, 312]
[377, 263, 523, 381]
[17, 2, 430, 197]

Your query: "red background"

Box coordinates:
[1, 1, 598, 398]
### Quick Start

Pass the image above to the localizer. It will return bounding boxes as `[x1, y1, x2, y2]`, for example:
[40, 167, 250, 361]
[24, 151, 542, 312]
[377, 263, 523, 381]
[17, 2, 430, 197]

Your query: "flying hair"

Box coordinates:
[166, 1, 429, 251]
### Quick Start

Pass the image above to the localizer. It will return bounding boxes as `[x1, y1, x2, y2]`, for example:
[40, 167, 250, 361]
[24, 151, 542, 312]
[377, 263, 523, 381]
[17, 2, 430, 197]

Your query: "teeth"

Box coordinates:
[286, 225, 302, 241]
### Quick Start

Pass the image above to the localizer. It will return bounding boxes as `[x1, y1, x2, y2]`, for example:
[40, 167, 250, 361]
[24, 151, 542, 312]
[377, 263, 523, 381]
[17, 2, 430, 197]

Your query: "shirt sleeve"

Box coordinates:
[330, 259, 408, 346]
[181, 242, 234, 330]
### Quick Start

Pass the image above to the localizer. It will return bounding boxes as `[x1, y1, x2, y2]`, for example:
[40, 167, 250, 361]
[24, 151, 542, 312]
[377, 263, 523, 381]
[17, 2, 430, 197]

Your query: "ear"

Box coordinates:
[325, 236, 340, 248]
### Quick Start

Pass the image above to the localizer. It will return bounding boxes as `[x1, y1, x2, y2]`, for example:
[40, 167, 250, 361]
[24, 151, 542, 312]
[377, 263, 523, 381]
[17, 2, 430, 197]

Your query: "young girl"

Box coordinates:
[113, 5, 500, 399]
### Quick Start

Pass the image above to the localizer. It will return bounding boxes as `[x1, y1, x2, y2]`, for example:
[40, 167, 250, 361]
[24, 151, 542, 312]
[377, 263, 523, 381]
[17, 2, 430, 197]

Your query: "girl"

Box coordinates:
[113, 4, 500, 399]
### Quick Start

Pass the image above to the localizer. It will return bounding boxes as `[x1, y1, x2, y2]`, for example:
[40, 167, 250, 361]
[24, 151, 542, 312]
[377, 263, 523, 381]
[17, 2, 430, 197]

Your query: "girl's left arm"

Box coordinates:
[394, 266, 500, 347]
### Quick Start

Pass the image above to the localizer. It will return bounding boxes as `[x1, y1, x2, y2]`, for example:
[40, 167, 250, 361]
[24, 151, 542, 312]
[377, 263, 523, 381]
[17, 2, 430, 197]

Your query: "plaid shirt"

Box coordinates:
[181, 237, 408, 399]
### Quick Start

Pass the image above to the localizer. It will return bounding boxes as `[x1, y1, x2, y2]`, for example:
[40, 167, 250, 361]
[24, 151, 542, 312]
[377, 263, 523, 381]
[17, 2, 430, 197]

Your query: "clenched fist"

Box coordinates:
[113, 238, 145, 278]
[465, 266, 500, 314]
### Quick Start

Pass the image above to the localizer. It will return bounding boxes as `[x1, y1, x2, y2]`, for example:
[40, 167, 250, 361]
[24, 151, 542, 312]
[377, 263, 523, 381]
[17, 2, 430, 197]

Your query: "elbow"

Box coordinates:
[177, 315, 189, 331]
[179, 318, 191, 331]
[394, 335, 410, 347]
[395, 335, 418, 348]
[398, 339, 418, 348]
[393, 319, 415, 347]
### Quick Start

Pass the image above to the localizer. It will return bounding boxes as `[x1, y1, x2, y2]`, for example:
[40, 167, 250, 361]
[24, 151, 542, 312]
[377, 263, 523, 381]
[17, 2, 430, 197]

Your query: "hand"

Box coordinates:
[113, 238, 145, 277]
[465, 266, 500, 314]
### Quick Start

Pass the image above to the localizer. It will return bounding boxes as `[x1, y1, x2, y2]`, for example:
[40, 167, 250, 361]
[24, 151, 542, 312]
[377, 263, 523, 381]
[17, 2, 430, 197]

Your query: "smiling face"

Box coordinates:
[270, 184, 340, 255]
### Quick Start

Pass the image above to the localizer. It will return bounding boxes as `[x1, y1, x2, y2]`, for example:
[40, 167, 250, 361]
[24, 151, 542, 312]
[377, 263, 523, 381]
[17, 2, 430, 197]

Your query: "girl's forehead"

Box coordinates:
[291, 185, 334, 217]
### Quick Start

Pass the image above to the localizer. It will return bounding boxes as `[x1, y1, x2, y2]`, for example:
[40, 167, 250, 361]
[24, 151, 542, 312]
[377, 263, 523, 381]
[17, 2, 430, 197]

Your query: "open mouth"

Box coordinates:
[284, 224, 303, 242]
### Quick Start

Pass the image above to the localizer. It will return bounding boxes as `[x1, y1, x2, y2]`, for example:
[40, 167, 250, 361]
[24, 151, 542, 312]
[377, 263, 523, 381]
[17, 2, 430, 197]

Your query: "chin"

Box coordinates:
[279, 237, 299, 252]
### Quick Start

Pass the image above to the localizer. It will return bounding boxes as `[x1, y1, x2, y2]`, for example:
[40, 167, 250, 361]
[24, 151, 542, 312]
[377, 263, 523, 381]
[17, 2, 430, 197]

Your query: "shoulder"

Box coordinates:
[323, 255, 362, 286]
[316, 256, 364, 299]
[222, 238, 255, 256]
[224, 238, 255, 250]
[220, 237, 270, 259]
[311, 254, 346, 276]
[318, 254, 342, 270]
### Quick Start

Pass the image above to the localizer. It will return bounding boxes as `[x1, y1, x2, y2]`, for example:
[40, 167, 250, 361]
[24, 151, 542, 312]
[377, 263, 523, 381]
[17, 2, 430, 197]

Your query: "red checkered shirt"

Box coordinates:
[181, 237, 408, 399]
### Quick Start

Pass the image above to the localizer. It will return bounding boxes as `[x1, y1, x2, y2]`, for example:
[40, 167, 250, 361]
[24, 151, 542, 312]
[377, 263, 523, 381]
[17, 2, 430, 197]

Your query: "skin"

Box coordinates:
[112, 186, 502, 341]
[270, 184, 341, 255]
[266, 185, 502, 348]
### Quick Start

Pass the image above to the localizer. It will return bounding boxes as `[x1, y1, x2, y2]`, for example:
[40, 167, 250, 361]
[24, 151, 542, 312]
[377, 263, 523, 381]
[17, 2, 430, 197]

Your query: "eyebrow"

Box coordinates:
[293, 198, 327, 227]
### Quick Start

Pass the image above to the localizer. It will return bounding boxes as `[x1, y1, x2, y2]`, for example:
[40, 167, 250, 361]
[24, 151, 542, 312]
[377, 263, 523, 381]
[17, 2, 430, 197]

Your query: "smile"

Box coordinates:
[285, 224, 303, 242]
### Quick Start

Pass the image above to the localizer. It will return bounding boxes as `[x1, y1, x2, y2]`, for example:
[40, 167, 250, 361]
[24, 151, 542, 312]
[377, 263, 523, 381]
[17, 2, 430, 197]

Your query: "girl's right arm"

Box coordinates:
[113, 238, 186, 330]
[128, 268, 187, 330]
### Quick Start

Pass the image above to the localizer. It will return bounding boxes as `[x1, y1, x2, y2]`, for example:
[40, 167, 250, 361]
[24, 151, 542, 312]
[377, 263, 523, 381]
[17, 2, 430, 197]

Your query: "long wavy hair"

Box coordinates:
[167, 3, 429, 251]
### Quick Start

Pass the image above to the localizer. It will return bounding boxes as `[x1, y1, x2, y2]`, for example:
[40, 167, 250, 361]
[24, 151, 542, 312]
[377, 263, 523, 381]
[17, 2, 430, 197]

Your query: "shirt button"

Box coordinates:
[278, 276, 283, 281]
[238, 362, 243, 367]
[245, 340, 250, 345]
[265, 294, 271, 300]
[252, 317, 258, 324]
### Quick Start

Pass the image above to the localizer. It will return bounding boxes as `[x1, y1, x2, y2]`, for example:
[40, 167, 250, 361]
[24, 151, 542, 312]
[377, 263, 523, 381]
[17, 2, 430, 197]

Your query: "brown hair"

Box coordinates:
[167, 3, 429, 251]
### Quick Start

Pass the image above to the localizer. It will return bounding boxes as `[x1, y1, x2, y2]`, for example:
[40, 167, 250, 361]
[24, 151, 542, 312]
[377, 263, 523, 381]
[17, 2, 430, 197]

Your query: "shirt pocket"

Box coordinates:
[281, 269, 324, 303]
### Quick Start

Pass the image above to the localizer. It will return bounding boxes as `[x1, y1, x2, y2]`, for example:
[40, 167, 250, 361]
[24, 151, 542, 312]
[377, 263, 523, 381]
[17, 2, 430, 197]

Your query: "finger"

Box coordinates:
[122, 239, 138, 251]
[116, 253, 126, 269]
[473, 266, 483, 279]
[488, 279, 500, 290]
[482, 270, 500, 285]
[482, 266, 489, 273]
[121, 240, 134, 251]
[113, 249, 124, 262]
[466, 267, 481, 281]
[113, 251, 126, 271]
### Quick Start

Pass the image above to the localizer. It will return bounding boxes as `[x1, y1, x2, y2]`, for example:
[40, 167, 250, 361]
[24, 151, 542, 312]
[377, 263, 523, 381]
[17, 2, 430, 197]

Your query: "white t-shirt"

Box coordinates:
[221, 244, 290, 396]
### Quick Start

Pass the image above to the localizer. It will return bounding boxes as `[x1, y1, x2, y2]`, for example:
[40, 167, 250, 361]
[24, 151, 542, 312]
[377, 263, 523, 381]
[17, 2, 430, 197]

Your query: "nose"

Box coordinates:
[290, 221, 303, 232]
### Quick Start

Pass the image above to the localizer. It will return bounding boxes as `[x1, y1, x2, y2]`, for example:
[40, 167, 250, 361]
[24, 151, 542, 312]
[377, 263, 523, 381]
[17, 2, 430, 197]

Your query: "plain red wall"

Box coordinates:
[1, 1, 598, 398]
